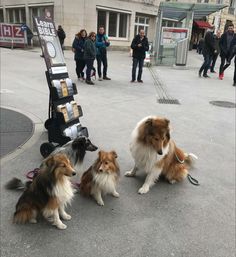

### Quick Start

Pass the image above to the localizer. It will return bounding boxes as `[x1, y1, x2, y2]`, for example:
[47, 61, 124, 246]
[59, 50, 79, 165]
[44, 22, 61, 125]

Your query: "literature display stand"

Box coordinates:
[33, 17, 88, 157]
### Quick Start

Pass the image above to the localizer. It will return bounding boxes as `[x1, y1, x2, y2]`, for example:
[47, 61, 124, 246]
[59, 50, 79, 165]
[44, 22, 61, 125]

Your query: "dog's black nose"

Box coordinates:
[72, 171, 76, 176]
[157, 150, 163, 155]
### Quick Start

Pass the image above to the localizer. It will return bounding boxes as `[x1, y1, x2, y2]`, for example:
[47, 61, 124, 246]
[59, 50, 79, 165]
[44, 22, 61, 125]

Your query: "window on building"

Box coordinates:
[97, 10, 106, 31]
[0, 9, 4, 22]
[134, 15, 149, 36]
[6, 8, 26, 23]
[29, 6, 54, 31]
[97, 9, 129, 39]
[109, 12, 117, 37]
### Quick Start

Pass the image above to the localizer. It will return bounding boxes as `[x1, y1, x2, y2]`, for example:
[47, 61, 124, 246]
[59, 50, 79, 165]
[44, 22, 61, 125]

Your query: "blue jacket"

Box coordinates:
[96, 33, 110, 56]
[72, 36, 86, 60]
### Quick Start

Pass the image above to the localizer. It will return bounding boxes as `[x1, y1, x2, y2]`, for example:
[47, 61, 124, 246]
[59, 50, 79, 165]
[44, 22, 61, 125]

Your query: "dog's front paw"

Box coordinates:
[125, 171, 135, 177]
[112, 191, 120, 198]
[138, 185, 149, 194]
[97, 200, 104, 206]
[62, 214, 71, 220]
[56, 222, 67, 230]
[169, 180, 176, 184]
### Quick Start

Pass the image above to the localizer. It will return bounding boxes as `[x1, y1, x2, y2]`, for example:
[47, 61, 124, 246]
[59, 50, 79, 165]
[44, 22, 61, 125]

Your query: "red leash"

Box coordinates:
[25, 168, 80, 189]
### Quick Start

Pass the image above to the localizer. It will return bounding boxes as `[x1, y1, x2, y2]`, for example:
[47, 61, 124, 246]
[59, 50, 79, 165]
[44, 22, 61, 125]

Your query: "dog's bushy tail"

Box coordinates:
[184, 153, 198, 167]
[5, 178, 25, 190]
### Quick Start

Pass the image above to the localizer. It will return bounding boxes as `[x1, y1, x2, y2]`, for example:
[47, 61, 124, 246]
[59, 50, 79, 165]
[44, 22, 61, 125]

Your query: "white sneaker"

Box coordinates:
[98, 77, 103, 81]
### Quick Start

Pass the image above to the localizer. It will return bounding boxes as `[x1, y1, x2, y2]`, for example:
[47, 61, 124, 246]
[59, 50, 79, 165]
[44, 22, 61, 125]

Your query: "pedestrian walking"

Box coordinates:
[57, 25, 66, 51]
[218, 23, 236, 80]
[197, 37, 204, 55]
[96, 26, 111, 81]
[130, 29, 149, 83]
[84, 32, 96, 85]
[198, 27, 216, 78]
[72, 29, 87, 80]
[228, 45, 236, 86]
[210, 30, 221, 73]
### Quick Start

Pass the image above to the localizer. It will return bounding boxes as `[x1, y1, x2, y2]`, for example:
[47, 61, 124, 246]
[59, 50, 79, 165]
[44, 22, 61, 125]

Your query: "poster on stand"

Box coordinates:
[161, 27, 189, 46]
[33, 16, 67, 75]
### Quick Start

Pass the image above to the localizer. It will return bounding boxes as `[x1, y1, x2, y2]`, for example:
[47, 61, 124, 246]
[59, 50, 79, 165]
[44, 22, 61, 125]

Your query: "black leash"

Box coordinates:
[187, 174, 200, 186]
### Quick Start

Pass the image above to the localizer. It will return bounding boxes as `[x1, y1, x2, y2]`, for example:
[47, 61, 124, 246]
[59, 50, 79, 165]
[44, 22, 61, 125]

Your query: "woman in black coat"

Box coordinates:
[72, 29, 87, 80]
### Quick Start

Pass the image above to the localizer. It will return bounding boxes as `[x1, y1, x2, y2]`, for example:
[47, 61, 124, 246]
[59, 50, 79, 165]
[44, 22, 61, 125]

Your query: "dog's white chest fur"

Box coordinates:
[130, 118, 169, 174]
[93, 173, 116, 194]
[52, 178, 74, 205]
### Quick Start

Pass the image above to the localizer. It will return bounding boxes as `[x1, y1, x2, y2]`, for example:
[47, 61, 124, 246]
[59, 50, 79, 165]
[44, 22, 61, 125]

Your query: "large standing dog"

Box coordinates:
[125, 116, 197, 194]
[12, 154, 76, 229]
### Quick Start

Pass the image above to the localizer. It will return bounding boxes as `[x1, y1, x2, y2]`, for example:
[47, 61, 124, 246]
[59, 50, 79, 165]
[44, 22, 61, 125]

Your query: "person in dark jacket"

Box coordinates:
[199, 27, 216, 78]
[84, 32, 96, 85]
[131, 29, 149, 83]
[218, 23, 236, 80]
[210, 30, 221, 73]
[197, 37, 204, 55]
[96, 26, 111, 81]
[228, 44, 236, 86]
[72, 29, 87, 80]
[57, 25, 66, 50]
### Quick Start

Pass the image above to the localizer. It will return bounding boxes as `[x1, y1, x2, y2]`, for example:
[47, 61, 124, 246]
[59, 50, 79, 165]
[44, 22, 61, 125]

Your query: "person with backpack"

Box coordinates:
[84, 32, 96, 85]
[57, 25, 66, 51]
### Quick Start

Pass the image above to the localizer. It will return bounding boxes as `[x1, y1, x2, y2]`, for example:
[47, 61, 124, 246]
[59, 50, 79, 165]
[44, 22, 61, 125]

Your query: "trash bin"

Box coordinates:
[175, 38, 188, 66]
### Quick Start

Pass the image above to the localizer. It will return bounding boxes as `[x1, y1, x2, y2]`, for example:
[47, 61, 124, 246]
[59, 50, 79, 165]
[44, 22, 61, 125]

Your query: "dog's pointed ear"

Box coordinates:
[111, 151, 118, 158]
[45, 155, 54, 167]
[98, 150, 104, 159]
[145, 118, 153, 127]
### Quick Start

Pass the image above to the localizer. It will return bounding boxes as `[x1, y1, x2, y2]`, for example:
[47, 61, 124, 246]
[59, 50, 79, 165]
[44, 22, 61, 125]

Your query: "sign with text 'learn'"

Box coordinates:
[0, 23, 27, 48]
[33, 16, 67, 75]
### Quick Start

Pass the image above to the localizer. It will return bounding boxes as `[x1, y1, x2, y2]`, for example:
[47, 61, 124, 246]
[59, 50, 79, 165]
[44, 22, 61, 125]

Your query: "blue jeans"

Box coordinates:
[132, 58, 144, 81]
[96, 53, 107, 78]
[199, 53, 212, 75]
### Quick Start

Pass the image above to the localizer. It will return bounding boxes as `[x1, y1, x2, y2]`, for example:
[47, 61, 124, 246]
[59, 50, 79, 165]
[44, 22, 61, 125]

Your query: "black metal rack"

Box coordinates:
[40, 70, 88, 157]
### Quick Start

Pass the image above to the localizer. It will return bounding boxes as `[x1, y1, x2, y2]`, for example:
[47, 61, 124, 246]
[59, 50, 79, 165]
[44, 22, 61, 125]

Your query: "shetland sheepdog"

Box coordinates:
[80, 150, 120, 206]
[12, 154, 76, 229]
[49, 136, 98, 166]
[125, 116, 197, 194]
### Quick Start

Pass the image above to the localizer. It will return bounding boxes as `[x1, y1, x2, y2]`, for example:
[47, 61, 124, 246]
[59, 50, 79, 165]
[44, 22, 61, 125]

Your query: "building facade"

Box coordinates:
[0, 0, 234, 49]
[0, 0, 160, 49]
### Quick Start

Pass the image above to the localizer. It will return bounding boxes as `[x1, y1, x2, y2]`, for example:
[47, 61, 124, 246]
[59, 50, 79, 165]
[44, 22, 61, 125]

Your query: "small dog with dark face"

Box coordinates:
[125, 116, 197, 194]
[51, 136, 98, 167]
[13, 154, 76, 229]
[80, 150, 120, 206]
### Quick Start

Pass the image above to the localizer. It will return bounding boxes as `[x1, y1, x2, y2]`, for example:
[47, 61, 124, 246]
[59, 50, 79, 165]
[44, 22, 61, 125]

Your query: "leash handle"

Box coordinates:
[187, 174, 200, 186]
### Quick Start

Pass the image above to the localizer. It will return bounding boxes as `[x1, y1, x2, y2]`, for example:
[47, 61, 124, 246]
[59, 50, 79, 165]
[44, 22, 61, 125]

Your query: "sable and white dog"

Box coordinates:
[12, 154, 76, 229]
[125, 116, 197, 194]
[80, 150, 120, 206]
